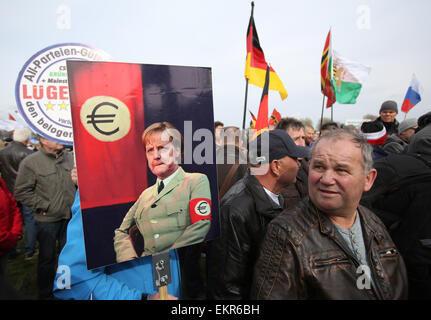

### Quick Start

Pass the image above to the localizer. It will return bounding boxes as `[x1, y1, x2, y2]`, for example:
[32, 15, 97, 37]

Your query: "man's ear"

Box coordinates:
[363, 169, 377, 192]
[269, 160, 280, 177]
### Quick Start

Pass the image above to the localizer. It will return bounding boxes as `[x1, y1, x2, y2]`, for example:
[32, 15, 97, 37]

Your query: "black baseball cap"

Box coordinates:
[249, 129, 310, 164]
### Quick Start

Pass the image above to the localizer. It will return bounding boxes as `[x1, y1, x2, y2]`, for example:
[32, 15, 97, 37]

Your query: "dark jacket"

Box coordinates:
[372, 144, 388, 160]
[207, 172, 284, 299]
[0, 141, 33, 192]
[281, 159, 308, 211]
[251, 197, 408, 300]
[362, 123, 431, 299]
[375, 117, 399, 136]
[382, 134, 409, 154]
[14, 147, 75, 223]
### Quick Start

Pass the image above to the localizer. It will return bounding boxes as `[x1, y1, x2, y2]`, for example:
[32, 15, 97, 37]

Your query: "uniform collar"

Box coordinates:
[156, 167, 180, 189]
[153, 167, 185, 200]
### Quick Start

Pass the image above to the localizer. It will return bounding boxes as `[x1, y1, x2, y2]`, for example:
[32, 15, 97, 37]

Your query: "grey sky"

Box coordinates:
[1, 0, 430, 129]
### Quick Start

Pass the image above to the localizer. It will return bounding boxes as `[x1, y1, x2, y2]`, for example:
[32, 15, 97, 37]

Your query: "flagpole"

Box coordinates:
[320, 94, 325, 133]
[242, 79, 249, 129]
[242, 1, 255, 130]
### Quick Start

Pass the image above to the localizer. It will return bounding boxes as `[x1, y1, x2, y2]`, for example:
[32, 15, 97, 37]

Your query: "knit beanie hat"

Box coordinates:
[398, 118, 417, 135]
[379, 100, 398, 113]
[360, 121, 387, 145]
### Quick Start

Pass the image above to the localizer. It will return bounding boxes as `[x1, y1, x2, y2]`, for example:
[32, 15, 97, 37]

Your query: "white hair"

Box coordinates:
[13, 128, 31, 143]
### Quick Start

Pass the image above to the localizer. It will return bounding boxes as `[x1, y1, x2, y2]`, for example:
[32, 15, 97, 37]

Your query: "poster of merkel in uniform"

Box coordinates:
[68, 60, 220, 269]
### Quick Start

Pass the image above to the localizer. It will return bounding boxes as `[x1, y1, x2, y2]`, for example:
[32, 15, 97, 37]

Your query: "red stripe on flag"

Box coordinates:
[401, 99, 415, 114]
[68, 61, 148, 210]
[255, 66, 270, 133]
[246, 17, 271, 72]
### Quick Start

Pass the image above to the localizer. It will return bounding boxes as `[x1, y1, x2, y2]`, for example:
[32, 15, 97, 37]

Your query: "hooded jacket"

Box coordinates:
[207, 172, 284, 299]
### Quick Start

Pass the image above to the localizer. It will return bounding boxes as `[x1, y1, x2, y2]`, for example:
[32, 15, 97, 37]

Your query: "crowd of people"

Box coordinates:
[0, 99, 430, 300]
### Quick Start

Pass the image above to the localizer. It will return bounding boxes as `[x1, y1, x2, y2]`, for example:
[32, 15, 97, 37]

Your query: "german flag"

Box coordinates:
[245, 5, 287, 100]
[254, 65, 270, 137]
[321, 29, 335, 108]
[269, 108, 281, 126]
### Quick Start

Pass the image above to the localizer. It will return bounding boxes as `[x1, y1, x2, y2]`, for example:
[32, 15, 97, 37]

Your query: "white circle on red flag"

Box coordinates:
[80, 96, 131, 142]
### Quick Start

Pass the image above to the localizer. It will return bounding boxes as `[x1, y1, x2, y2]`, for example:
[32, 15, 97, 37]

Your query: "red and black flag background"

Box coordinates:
[253, 65, 270, 136]
[69, 62, 147, 209]
[68, 61, 219, 269]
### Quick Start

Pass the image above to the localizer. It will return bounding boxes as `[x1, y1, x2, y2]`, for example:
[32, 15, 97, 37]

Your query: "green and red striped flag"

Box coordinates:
[321, 29, 336, 108]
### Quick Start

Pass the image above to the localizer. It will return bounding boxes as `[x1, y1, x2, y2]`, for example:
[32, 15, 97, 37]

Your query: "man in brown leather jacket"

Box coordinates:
[252, 129, 408, 300]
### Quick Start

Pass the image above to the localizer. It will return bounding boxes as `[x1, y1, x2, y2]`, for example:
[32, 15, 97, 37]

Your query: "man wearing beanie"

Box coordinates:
[383, 118, 418, 154]
[374, 100, 399, 135]
[360, 121, 389, 160]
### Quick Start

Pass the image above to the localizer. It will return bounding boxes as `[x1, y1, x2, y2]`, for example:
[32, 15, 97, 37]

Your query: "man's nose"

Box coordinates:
[319, 170, 335, 184]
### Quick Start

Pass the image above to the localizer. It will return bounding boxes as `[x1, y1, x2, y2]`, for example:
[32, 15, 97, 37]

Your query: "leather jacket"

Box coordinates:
[0, 141, 33, 192]
[207, 172, 284, 299]
[252, 197, 408, 300]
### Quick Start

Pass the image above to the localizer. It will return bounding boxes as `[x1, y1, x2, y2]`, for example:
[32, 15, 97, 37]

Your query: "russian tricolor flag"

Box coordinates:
[401, 74, 424, 114]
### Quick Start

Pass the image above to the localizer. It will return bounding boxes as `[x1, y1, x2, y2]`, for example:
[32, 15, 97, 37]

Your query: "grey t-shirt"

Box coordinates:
[334, 212, 376, 290]
[334, 212, 368, 266]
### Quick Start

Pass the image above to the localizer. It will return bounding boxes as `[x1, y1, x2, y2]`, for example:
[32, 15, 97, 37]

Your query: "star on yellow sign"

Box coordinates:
[45, 102, 54, 110]
[59, 102, 68, 110]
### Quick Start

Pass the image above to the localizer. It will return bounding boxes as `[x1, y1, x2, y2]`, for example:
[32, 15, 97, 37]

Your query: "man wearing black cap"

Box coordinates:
[207, 130, 310, 299]
[375, 100, 399, 136]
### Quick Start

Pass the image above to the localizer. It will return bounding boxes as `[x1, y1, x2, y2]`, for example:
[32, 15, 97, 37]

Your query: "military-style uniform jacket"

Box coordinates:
[114, 167, 211, 262]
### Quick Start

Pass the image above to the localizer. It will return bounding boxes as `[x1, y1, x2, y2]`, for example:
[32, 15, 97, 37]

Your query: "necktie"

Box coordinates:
[158, 181, 164, 194]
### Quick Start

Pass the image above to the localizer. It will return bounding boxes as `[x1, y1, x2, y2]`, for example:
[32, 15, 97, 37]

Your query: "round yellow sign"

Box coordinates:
[80, 96, 131, 142]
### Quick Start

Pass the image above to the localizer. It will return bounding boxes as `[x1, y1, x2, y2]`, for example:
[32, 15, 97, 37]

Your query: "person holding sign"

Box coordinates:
[53, 166, 181, 300]
[114, 122, 212, 262]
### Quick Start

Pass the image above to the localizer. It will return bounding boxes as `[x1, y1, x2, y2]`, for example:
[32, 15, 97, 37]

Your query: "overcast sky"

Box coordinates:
[1, 0, 430, 130]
